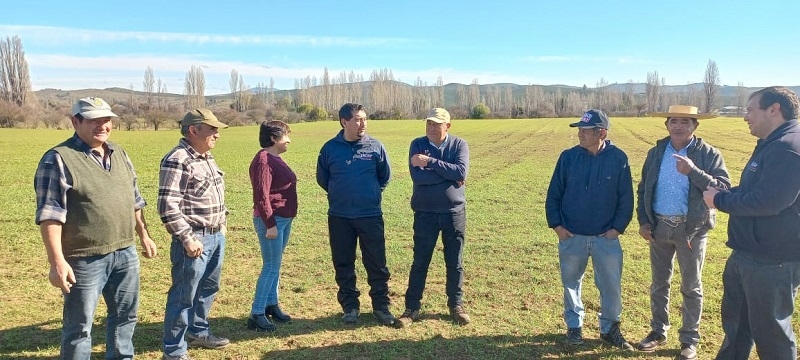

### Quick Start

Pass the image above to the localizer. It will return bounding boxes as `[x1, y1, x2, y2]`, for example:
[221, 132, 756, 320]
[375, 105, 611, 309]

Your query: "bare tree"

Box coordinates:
[229, 69, 241, 112]
[736, 81, 747, 115]
[184, 65, 205, 109]
[143, 66, 155, 106]
[646, 71, 661, 113]
[0, 36, 32, 107]
[703, 59, 720, 113]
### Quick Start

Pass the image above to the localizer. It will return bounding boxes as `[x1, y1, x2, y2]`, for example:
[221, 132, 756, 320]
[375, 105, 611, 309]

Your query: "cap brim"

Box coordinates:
[646, 112, 718, 119]
[205, 119, 229, 129]
[79, 109, 118, 119]
[425, 117, 449, 123]
[569, 122, 602, 128]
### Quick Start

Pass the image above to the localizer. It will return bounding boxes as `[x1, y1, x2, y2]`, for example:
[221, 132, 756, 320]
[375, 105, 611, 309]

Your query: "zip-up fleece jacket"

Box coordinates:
[637, 136, 731, 234]
[316, 130, 391, 219]
[714, 119, 800, 261]
[546, 140, 634, 236]
[408, 135, 469, 213]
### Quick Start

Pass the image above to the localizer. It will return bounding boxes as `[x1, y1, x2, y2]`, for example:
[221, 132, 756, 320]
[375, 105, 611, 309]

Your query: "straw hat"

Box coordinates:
[647, 105, 718, 120]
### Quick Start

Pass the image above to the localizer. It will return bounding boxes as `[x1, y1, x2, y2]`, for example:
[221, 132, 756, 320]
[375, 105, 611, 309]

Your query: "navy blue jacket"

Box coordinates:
[546, 140, 634, 236]
[316, 130, 391, 219]
[715, 119, 800, 261]
[409, 135, 469, 213]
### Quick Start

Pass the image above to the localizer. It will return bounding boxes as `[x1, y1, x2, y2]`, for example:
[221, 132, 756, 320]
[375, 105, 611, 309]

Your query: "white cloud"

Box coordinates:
[0, 25, 415, 47]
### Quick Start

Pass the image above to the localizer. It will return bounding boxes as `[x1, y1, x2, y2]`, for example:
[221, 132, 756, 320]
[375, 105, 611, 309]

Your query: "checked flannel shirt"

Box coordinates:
[157, 138, 227, 244]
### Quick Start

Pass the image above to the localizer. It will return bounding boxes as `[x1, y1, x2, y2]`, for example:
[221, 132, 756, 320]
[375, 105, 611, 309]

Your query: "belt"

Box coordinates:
[655, 214, 687, 225]
[191, 225, 222, 235]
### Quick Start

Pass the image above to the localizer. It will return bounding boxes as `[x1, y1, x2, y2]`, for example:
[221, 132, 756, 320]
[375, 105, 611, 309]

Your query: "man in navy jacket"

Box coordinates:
[397, 108, 470, 327]
[545, 109, 634, 350]
[316, 103, 396, 327]
[704, 86, 800, 360]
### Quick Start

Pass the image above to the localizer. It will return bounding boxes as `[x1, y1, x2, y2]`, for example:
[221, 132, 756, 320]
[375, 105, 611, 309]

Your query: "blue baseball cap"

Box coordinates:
[569, 109, 610, 130]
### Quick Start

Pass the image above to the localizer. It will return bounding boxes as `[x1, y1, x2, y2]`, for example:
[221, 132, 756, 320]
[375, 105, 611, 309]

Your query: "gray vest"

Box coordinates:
[53, 140, 136, 257]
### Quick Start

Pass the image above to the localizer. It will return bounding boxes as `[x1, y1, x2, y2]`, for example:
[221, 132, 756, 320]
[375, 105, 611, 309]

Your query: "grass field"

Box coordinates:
[0, 117, 773, 359]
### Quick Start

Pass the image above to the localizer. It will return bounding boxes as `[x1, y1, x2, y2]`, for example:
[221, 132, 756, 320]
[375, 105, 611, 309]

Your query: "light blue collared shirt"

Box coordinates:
[653, 137, 695, 216]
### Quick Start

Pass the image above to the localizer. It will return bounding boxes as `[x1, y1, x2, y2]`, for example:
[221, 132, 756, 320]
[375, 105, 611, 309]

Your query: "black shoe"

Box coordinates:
[372, 309, 398, 327]
[342, 308, 360, 324]
[565, 327, 583, 346]
[246, 313, 276, 332]
[599, 322, 634, 351]
[266, 304, 291, 323]
[637, 331, 666, 352]
[680, 343, 697, 360]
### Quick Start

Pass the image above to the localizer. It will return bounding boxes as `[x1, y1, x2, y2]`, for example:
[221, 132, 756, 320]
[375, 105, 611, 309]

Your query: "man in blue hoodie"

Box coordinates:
[704, 86, 800, 360]
[397, 108, 470, 328]
[316, 103, 396, 327]
[545, 109, 634, 350]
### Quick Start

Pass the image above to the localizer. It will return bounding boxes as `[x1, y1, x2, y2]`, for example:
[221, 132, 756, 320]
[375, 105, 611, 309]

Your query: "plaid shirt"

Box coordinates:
[34, 134, 145, 224]
[158, 138, 227, 243]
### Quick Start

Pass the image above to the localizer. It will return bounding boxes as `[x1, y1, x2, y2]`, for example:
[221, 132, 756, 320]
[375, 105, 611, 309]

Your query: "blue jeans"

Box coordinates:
[405, 210, 466, 310]
[251, 216, 293, 314]
[61, 245, 140, 360]
[163, 231, 225, 358]
[715, 250, 800, 360]
[558, 234, 623, 334]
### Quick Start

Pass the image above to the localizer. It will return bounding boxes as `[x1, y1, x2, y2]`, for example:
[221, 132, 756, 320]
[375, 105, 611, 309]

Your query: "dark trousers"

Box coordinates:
[328, 215, 391, 311]
[715, 250, 800, 360]
[405, 210, 466, 310]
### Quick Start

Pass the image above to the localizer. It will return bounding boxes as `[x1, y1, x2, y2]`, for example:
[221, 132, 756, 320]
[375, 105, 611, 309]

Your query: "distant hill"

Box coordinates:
[34, 82, 800, 110]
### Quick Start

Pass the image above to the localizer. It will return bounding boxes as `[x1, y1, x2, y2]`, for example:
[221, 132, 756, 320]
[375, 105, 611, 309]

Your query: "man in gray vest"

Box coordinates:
[34, 97, 158, 359]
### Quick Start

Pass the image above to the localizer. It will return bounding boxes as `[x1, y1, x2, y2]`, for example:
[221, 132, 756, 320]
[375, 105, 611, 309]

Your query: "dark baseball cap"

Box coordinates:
[569, 109, 610, 130]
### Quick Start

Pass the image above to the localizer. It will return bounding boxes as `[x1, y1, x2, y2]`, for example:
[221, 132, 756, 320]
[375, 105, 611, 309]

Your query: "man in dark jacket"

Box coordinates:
[397, 108, 470, 327]
[316, 103, 396, 327]
[545, 109, 634, 350]
[704, 86, 800, 360]
[636, 105, 730, 360]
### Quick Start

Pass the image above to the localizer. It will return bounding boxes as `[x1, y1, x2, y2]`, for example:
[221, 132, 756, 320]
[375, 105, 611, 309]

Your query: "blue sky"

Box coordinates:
[2, 0, 798, 95]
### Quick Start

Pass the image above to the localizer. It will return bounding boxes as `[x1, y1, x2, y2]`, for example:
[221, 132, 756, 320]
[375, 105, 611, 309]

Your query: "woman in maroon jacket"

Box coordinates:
[247, 120, 298, 332]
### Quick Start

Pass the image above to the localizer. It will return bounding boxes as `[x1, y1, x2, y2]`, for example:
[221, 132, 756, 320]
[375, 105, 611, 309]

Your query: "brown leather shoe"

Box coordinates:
[450, 305, 471, 325]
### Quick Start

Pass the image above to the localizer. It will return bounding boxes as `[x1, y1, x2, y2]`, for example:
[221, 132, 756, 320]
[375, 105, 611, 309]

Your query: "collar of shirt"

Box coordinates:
[71, 133, 114, 170]
[428, 134, 449, 150]
[666, 136, 695, 155]
[178, 138, 208, 159]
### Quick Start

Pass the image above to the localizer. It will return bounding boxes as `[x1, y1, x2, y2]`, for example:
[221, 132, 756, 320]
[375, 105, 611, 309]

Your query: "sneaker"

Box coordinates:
[266, 304, 291, 323]
[247, 313, 276, 332]
[372, 309, 398, 327]
[163, 354, 193, 360]
[565, 327, 583, 346]
[397, 309, 420, 328]
[186, 333, 230, 349]
[450, 305, 471, 325]
[599, 322, 634, 351]
[342, 308, 360, 324]
[637, 330, 666, 352]
[680, 343, 697, 360]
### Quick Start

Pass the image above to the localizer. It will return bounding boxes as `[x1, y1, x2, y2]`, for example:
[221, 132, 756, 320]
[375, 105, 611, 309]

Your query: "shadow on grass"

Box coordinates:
[0, 315, 680, 359]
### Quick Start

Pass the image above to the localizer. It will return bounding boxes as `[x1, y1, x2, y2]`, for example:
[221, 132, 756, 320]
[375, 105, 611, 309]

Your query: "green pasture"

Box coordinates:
[0, 117, 769, 359]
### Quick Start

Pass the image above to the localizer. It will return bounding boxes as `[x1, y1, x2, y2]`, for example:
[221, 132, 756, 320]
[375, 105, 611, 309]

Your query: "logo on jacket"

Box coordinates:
[747, 161, 758, 172]
[355, 151, 373, 161]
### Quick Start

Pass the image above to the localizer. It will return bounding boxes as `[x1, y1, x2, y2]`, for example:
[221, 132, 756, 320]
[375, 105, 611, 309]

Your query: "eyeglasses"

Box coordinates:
[577, 127, 601, 134]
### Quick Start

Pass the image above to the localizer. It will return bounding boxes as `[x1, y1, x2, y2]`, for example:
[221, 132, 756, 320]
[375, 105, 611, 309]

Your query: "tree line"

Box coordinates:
[0, 35, 744, 129]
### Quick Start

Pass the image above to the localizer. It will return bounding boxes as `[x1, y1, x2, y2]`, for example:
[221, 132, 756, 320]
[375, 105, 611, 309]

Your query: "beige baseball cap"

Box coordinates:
[425, 108, 451, 123]
[72, 97, 118, 119]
